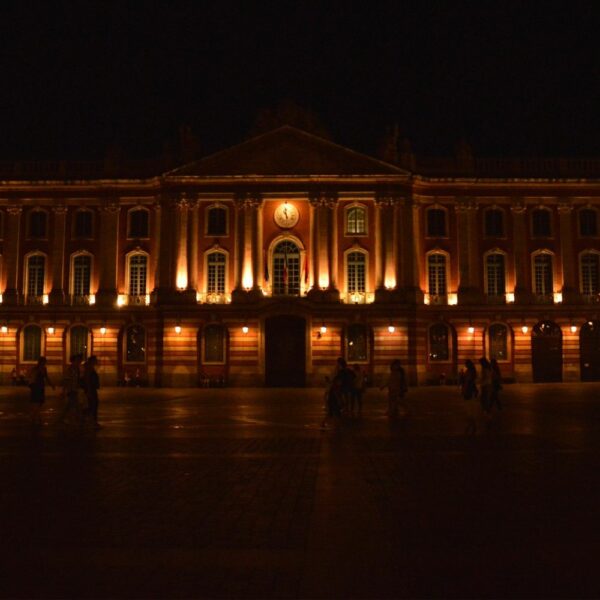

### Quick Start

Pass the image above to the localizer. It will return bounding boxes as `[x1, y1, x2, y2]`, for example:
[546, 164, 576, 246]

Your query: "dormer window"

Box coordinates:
[128, 208, 149, 239]
[427, 208, 446, 237]
[29, 210, 47, 239]
[484, 209, 504, 237]
[532, 208, 552, 238]
[207, 206, 228, 236]
[74, 210, 94, 239]
[346, 206, 367, 235]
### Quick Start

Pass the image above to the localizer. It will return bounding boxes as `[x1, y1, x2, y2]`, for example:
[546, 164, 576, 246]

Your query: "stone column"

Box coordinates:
[511, 201, 530, 304]
[233, 195, 245, 291]
[2, 207, 22, 304]
[558, 201, 578, 303]
[152, 201, 162, 290]
[96, 201, 120, 307]
[401, 198, 424, 303]
[188, 200, 199, 293]
[250, 195, 264, 292]
[309, 196, 321, 290]
[49, 205, 67, 305]
[175, 198, 189, 290]
[326, 195, 339, 298]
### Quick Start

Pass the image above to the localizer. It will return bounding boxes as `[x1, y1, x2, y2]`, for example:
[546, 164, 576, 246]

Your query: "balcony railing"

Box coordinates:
[25, 295, 45, 306]
[127, 294, 149, 306]
[426, 294, 448, 306]
[70, 294, 94, 306]
[582, 293, 600, 304]
[197, 292, 231, 304]
[486, 294, 506, 305]
[341, 291, 374, 304]
[533, 294, 554, 305]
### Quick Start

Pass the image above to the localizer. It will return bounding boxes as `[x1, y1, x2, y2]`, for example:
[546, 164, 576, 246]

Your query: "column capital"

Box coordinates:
[375, 195, 398, 208]
[51, 204, 68, 215]
[309, 191, 337, 208]
[557, 201, 573, 214]
[510, 200, 527, 214]
[100, 201, 121, 214]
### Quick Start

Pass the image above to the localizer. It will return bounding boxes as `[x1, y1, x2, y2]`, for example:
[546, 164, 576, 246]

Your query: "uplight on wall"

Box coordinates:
[176, 272, 188, 290]
[42, 294, 49, 305]
[447, 293, 458, 306]
[117, 295, 127, 307]
[553, 292, 563, 304]
[505, 292, 515, 303]
[89, 294, 96, 305]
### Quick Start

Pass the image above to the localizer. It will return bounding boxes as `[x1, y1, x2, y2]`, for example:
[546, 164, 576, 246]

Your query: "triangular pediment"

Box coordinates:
[167, 126, 409, 177]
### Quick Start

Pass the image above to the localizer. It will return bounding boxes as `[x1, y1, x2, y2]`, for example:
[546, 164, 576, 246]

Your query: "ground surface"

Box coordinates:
[1, 383, 600, 599]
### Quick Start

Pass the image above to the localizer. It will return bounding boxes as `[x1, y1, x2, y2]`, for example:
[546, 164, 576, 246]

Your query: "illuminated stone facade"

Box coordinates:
[0, 126, 599, 386]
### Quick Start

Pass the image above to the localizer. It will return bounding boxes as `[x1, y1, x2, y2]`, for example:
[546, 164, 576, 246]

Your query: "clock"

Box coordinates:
[274, 202, 299, 229]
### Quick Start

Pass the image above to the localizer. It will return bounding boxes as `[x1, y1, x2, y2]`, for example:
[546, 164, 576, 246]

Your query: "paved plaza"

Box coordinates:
[1, 383, 600, 598]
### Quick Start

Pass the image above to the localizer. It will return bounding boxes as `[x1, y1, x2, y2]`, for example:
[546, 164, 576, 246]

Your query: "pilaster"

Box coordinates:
[2, 206, 22, 304]
[558, 201, 580, 303]
[95, 201, 120, 307]
[49, 204, 67, 305]
[511, 200, 531, 304]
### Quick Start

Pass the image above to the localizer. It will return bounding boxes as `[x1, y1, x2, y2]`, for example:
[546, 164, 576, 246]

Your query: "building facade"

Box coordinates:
[1, 126, 599, 386]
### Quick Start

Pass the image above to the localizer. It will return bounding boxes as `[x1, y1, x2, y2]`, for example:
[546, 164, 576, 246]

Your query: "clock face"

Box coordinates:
[274, 203, 299, 229]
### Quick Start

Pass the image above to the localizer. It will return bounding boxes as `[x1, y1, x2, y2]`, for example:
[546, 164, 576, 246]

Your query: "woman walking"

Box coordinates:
[83, 356, 101, 428]
[28, 357, 54, 425]
[479, 357, 494, 419]
[490, 358, 503, 411]
[58, 354, 84, 427]
[381, 359, 408, 419]
[460, 359, 478, 434]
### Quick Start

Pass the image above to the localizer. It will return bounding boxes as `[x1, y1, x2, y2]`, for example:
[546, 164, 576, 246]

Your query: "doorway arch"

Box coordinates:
[265, 315, 306, 386]
[532, 320, 562, 382]
[580, 320, 600, 381]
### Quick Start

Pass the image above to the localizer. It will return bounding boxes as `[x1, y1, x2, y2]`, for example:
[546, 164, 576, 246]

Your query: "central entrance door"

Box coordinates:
[265, 315, 306, 386]
[532, 320, 563, 382]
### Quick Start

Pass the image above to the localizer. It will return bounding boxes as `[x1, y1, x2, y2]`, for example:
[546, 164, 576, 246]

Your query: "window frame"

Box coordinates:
[531, 250, 555, 297]
[127, 207, 150, 240]
[69, 251, 93, 299]
[578, 208, 599, 238]
[345, 323, 370, 364]
[123, 324, 147, 364]
[427, 322, 453, 363]
[72, 208, 94, 240]
[483, 250, 507, 298]
[483, 207, 505, 238]
[68, 325, 92, 361]
[344, 204, 368, 236]
[205, 249, 228, 296]
[21, 324, 44, 364]
[24, 252, 47, 299]
[27, 209, 49, 240]
[205, 204, 229, 237]
[344, 248, 368, 296]
[201, 323, 227, 365]
[125, 251, 149, 298]
[426, 250, 449, 300]
[530, 207, 553, 239]
[579, 250, 600, 297]
[487, 322, 511, 363]
[426, 206, 448, 238]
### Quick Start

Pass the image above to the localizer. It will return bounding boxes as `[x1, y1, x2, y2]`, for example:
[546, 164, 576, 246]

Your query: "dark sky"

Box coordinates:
[1, 1, 599, 161]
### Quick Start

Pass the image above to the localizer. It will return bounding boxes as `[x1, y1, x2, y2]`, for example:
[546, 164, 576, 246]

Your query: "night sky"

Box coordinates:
[1, 1, 598, 161]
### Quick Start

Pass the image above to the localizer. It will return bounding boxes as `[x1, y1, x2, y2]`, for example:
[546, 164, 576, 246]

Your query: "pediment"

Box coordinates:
[167, 126, 409, 178]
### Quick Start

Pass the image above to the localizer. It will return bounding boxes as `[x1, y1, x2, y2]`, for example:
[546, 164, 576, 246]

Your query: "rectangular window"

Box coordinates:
[486, 254, 506, 296]
[27, 256, 45, 297]
[581, 254, 600, 296]
[207, 208, 227, 236]
[427, 209, 446, 237]
[428, 255, 447, 296]
[346, 207, 366, 235]
[129, 255, 147, 297]
[207, 254, 226, 294]
[534, 254, 553, 296]
[128, 210, 149, 238]
[73, 256, 91, 297]
[74, 211, 93, 238]
[347, 252, 366, 293]
[532, 209, 552, 237]
[485, 210, 504, 237]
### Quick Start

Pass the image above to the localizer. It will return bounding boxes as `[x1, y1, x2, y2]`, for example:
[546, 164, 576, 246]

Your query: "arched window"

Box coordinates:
[427, 253, 447, 298]
[206, 206, 228, 236]
[579, 209, 598, 237]
[71, 254, 92, 299]
[346, 323, 368, 363]
[346, 251, 366, 294]
[22, 325, 42, 362]
[484, 208, 504, 237]
[206, 251, 226, 295]
[70, 326, 91, 360]
[533, 252, 553, 297]
[203, 324, 226, 364]
[73, 209, 94, 239]
[26, 254, 45, 299]
[488, 323, 509, 361]
[272, 240, 300, 296]
[427, 208, 447, 237]
[28, 210, 47, 239]
[485, 253, 506, 297]
[127, 253, 148, 298]
[346, 206, 367, 235]
[128, 208, 149, 239]
[580, 252, 600, 297]
[531, 208, 552, 238]
[429, 323, 450, 361]
[125, 325, 146, 363]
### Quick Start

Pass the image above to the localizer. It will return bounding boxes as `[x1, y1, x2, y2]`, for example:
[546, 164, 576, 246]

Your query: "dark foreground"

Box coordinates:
[1, 383, 600, 599]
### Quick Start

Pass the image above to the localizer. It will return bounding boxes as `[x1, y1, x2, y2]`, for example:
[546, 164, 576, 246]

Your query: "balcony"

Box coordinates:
[486, 294, 506, 305]
[70, 294, 95, 306]
[117, 294, 150, 306]
[197, 292, 231, 304]
[425, 294, 448, 306]
[582, 293, 600, 304]
[532, 294, 554, 305]
[25, 295, 47, 306]
[341, 291, 374, 304]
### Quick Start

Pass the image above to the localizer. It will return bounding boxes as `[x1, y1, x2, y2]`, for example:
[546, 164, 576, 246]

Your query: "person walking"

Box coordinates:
[83, 355, 101, 429]
[28, 357, 54, 425]
[459, 359, 478, 434]
[321, 358, 345, 429]
[58, 354, 84, 427]
[350, 364, 366, 417]
[479, 357, 494, 418]
[381, 359, 408, 419]
[490, 359, 503, 411]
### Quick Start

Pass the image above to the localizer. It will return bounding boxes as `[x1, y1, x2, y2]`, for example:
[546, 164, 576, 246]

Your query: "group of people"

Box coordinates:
[459, 357, 503, 433]
[322, 357, 410, 428]
[27, 353, 101, 428]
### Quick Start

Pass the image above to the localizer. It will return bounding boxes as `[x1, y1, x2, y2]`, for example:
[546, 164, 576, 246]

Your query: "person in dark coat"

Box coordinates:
[83, 355, 101, 428]
[28, 357, 54, 425]
[459, 359, 478, 434]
